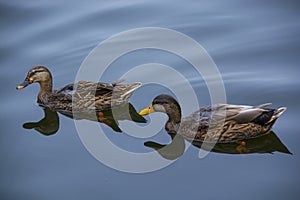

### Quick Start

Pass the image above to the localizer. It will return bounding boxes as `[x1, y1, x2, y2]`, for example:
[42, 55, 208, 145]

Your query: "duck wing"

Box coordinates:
[75, 81, 114, 97]
[191, 103, 276, 125]
[223, 104, 275, 125]
[55, 80, 141, 111]
[54, 81, 114, 99]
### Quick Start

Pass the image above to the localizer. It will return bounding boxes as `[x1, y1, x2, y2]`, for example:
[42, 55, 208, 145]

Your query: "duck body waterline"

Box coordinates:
[17, 66, 141, 112]
[139, 94, 287, 143]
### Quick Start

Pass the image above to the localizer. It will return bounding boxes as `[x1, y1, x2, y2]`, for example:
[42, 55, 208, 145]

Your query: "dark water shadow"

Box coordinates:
[23, 103, 146, 136]
[145, 131, 292, 160]
[23, 108, 60, 136]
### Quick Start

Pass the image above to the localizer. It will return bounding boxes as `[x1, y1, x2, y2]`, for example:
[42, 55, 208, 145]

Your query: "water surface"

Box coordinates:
[1, 0, 300, 199]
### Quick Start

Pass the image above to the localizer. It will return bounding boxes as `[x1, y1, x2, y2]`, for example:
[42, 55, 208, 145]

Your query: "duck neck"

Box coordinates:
[38, 80, 53, 103]
[165, 103, 182, 135]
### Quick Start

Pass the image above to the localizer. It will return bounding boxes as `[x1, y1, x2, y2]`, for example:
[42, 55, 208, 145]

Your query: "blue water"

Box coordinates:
[1, 0, 300, 199]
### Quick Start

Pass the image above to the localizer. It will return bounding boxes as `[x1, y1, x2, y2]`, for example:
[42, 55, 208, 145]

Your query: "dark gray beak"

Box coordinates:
[16, 80, 31, 90]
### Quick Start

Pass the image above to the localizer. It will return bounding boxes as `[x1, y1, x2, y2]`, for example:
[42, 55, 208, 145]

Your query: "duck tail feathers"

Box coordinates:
[268, 107, 287, 124]
[274, 107, 287, 118]
[121, 82, 141, 98]
[257, 103, 272, 108]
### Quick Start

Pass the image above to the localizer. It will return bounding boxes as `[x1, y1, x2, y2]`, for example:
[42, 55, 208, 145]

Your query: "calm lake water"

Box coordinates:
[1, 0, 300, 199]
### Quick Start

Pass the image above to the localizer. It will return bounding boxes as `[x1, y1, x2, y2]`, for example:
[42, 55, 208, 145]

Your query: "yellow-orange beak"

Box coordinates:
[139, 104, 154, 116]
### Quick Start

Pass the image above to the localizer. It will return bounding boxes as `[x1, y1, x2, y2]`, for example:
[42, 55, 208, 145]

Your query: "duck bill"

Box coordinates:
[16, 80, 31, 90]
[139, 104, 154, 116]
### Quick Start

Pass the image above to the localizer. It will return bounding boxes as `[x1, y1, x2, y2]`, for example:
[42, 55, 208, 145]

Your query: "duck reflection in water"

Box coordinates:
[23, 107, 60, 136]
[23, 103, 146, 136]
[145, 131, 292, 160]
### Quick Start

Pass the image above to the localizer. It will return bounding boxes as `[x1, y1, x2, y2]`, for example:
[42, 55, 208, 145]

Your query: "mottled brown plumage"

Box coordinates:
[139, 94, 287, 143]
[17, 66, 141, 112]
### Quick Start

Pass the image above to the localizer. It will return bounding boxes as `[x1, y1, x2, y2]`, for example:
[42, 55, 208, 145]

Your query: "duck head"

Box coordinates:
[17, 66, 52, 90]
[139, 94, 181, 137]
[139, 94, 181, 116]
[139, 95, 182, 134]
